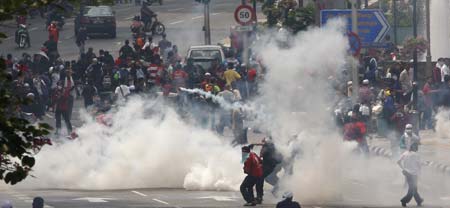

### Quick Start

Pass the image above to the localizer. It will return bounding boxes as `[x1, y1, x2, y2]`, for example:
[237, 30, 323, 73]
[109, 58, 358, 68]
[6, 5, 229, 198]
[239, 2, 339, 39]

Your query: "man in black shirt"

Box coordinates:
[119, 40, 135, 59]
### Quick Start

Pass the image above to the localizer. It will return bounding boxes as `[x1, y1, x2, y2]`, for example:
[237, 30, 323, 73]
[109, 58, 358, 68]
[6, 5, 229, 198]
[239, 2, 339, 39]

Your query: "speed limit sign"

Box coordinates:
[234, 4, 255, 26]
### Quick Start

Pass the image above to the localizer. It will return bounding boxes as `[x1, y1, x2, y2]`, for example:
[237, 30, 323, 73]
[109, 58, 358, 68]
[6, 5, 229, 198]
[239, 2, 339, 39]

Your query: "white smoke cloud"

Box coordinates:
[435, 108, 450, 139]
[21, 97, 243, 190]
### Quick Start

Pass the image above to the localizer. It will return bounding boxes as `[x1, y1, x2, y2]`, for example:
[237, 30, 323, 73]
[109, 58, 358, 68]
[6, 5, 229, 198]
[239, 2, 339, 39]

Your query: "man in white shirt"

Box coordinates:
[397, 143, 423, 207]
[114, 82, 130, 103]
[437, 58, 450, 83]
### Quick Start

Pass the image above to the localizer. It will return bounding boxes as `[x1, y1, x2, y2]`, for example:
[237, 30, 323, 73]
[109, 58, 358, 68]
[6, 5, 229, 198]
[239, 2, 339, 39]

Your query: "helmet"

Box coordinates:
[19, 24, 26, 29]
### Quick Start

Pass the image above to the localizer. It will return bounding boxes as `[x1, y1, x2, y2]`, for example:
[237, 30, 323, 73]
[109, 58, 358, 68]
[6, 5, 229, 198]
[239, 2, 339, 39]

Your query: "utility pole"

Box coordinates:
[351, 0, 359, 104]
[204, 0, 211, 45]
[426, 0, 432, 77]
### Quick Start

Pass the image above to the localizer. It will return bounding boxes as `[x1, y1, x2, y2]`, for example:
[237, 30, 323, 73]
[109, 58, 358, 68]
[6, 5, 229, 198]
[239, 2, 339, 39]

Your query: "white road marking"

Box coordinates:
[211, 12, 221, 16]
[116, 42, 122, 45]
[131, 190, 147, 197]
[125, 16, 135, 20]
[441, 196, 450, 201]
[4, 36, 13, 40]
[73, 197, 116, 203]
[152, 198, 169, 205]
[197, 196, 239, 201]
[29, 27, 38, 31]
[170, 20, 184, 25]
[191, 15, 203, 20]
[168, 8, 184, 12]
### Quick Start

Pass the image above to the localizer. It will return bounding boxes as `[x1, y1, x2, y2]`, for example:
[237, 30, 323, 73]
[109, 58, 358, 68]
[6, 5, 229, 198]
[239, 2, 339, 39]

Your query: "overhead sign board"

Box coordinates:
[320, 9, 391, 48]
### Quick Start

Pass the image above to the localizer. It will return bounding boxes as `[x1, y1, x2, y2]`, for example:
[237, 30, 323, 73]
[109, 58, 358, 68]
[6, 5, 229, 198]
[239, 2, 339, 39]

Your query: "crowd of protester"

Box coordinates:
[332, 52, 450, 154]
[2, 24, 261, 139]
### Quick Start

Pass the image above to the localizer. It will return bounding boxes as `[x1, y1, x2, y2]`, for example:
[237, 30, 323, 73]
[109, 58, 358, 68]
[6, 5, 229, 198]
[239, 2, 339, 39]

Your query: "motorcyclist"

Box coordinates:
[15, 24, 31, 48]
[140, 2, 156, 30]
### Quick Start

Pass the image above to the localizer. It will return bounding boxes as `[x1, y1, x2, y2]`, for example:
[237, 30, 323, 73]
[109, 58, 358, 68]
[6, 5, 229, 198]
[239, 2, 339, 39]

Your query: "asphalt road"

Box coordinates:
[0, 0, 255, 60]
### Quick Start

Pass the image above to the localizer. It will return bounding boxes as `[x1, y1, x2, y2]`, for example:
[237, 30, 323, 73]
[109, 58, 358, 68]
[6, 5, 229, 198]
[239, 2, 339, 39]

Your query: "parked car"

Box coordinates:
[75, 6, 116, 38]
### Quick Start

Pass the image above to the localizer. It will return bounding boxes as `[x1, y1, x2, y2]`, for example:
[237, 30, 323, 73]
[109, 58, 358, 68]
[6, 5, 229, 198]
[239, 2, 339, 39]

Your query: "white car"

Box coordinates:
[186, 45, 226, 70]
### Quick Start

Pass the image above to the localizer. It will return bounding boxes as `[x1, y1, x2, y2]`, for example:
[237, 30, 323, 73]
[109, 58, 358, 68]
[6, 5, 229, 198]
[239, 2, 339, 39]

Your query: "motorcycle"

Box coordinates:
[16, 26, 30, 48]
[144, 15, 165, 36]
[146, 0, 163, 5]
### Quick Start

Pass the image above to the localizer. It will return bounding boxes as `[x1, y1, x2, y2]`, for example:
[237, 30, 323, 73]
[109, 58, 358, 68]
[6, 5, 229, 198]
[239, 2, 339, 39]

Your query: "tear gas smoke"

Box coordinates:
[179, 87, 249, 111]
[16, 17, 450, 207]
[435, 108, 450, 139]
[250, 18, 447, 206]
[21, 97, 243, 190]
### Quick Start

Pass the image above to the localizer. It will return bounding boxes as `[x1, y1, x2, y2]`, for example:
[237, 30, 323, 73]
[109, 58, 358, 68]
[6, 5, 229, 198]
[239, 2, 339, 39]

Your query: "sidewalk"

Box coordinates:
[368, 130, 450, 174]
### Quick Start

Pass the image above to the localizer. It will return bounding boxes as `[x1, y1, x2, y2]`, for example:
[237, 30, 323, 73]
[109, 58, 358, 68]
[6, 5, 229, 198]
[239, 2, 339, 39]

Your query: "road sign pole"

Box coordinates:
[204, 1, 211, 45]
[351, 0, 359, 104]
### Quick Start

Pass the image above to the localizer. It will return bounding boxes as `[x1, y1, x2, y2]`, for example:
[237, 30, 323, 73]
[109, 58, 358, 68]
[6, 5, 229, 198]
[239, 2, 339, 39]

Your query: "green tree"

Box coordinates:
[261, 0, 315, 32]
[0, 0, 111, 185]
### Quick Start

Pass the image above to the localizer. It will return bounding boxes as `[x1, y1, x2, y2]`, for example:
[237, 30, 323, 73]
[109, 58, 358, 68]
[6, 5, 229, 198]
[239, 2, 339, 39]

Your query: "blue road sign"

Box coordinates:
[320, 9, 391, 48]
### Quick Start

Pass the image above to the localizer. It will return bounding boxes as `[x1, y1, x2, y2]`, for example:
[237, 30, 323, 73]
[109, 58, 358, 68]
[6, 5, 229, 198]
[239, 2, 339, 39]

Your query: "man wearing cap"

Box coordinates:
[400, 124, 420, 151]
[398, 143, 423, 207]
[276, 191, 301, 208]
[359, 79, 374, 105]
[240, 146, 263, 206]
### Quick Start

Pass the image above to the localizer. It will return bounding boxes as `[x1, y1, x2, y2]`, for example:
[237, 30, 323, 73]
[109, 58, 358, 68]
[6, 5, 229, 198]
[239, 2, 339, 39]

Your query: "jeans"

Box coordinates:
[256, 163, 281, 198]
[401, 170, 422, 205]
[55, 109, 72, 134]
[240, 175, 261, 203]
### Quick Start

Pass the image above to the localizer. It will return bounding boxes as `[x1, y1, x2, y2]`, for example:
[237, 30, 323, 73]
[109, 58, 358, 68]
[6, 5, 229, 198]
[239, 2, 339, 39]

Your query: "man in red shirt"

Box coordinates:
[240, 146, 263, 206]
[147, 55, 164, 89]
[48, 23, 59, 43]
[172, 64, 188, 89]
[343, 112, 368, 153]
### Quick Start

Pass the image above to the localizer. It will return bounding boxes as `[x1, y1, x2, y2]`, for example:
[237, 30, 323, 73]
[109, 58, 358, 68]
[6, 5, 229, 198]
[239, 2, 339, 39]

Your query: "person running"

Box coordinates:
[240, 145, 263, 206]
[276, 191, 302, 208]
[398, 143, 423, 207]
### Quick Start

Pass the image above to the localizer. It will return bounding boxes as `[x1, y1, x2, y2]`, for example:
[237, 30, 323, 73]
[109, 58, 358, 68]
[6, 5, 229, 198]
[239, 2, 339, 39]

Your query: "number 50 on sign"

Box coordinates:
[234, 4, 256, 26]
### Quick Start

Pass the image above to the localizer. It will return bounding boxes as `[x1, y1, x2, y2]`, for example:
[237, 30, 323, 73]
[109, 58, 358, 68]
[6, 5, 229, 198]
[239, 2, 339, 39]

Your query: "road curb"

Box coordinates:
[369, 145, 450, 176]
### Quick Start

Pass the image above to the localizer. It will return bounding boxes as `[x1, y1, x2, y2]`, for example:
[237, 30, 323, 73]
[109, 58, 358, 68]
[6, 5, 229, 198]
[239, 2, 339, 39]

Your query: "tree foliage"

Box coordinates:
[261, 0, 315, 33]
[0, 0, 111, 185]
